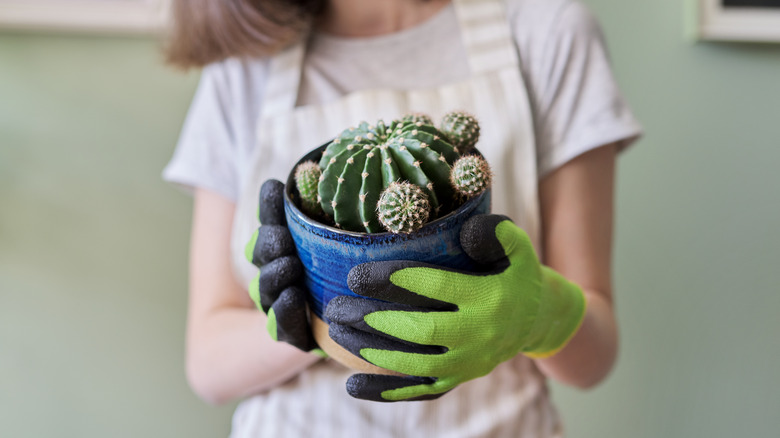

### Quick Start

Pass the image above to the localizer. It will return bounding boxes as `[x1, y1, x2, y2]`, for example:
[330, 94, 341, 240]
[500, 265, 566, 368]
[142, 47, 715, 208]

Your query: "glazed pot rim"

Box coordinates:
[283, 142, 489, 240]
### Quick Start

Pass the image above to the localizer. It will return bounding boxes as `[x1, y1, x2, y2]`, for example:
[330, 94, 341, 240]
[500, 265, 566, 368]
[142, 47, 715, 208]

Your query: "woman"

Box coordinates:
[163, 0, 642, 435]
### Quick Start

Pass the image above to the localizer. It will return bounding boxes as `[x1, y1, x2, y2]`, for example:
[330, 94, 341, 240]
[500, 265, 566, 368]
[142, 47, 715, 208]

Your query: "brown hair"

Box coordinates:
[165, 0, 325, 69]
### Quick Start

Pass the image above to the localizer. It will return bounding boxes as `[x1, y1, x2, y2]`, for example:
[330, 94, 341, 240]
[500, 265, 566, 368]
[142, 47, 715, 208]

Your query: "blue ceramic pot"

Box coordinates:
[283, 144, 490, 372]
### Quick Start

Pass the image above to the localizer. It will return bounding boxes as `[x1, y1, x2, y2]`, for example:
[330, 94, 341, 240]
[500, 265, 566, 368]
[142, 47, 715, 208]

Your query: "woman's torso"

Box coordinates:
[226, 1, 569, 436]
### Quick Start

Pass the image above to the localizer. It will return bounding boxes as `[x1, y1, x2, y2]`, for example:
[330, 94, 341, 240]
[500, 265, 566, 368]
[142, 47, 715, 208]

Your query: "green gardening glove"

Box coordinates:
[325, 214, 586, 402]
[245, 179, 321, 353]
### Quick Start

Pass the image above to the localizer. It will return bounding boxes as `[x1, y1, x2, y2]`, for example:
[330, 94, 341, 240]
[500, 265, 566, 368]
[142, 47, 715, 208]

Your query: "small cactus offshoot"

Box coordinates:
[377, 181, 431, 234]
[294, 161, 323, 217]
[451, 155, 492, 198]
[440, 111, 480, 154]
[401, 112, 434, 126]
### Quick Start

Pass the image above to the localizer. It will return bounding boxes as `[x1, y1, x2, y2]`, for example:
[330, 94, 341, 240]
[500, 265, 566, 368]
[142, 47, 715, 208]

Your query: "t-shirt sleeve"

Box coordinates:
[520, 0, 643, 178]
[162, 63, 240, 201]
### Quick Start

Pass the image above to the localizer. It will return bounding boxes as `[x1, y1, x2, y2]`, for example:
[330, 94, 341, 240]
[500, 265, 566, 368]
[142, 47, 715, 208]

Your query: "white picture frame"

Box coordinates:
[694, 0, 780, 42]
[0, 0, 169, 34]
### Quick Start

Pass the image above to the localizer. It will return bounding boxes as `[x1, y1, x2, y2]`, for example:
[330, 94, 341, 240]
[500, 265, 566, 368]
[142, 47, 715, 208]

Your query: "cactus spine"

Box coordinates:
[294, 161, 323, 217]
[317, 119, 460, 233]
[440, 111, 480, 154]
[451, 155, 492, 198]
[377, 182, 431, 234]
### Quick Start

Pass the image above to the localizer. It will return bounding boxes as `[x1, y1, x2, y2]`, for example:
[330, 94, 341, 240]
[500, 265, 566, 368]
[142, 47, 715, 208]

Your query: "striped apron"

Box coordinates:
[229, 1, 562, 436]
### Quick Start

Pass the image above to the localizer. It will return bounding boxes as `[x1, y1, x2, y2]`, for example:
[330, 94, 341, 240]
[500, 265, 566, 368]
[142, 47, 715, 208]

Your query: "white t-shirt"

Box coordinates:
[164, 0, 642, 436]
[164, 0, 641, 202]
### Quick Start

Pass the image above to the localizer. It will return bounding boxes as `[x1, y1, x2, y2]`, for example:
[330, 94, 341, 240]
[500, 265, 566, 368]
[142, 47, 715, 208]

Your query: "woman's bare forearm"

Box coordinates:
[186, 304, 319, 405]
[536, 143, 619, 388]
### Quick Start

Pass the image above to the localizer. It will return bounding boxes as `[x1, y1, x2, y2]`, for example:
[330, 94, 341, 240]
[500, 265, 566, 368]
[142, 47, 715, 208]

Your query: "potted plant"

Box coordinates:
[282, 112, 492, 373]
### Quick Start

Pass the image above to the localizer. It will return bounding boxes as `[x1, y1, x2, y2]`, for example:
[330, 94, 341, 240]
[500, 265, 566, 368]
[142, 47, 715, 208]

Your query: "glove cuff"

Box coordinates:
[522, 266, 586, 359]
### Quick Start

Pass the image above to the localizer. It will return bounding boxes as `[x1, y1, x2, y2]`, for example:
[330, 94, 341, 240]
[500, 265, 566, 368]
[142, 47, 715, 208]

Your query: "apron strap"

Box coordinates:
[453, 0, 520, 74]
[260, 39, 307, 120]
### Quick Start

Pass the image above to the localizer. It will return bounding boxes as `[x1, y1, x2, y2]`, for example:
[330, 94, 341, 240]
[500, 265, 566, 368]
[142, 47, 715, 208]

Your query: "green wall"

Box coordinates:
[552, 1, 780, 437]
[0, 35, 234, 437]
[1, 0, 779, 436]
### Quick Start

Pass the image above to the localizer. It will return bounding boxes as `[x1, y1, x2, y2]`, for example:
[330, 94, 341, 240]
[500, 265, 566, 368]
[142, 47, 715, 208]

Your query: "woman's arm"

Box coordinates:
[534, 143, 619, 389]
[185, 188, 320, 405]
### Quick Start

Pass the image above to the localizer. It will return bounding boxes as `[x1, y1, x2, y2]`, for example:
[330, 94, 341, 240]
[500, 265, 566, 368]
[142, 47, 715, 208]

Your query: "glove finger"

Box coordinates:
[460, 214, 537, 268]
[459, 214, 513, 265]
[259, 255, 303, 312]
[325, 295, 427, 329]
[346, 374, 449, 402]
[245, 230, 258, 264]
[326, 295, 448, 350]
[259, 179, 286, 226]
[253, 224, 296, 266]
[347, 261, 456, 310]
[248, 273, 262, 311]
[270, 286, 318, 352]
[328, 320, 446, 363]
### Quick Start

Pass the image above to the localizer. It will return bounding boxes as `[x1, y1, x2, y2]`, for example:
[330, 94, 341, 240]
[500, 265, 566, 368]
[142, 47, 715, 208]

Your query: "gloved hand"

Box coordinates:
[245, 179, 319, 353]
[325, 214, 587, 402]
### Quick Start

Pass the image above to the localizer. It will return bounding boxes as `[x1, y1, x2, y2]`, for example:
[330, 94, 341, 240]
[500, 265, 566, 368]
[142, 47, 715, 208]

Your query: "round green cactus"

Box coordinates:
[317, 119, 460, 232]
[451, 154, 492, 198]
[377, 181, 431, 234]
[440, 111, 480, 154]
[294, 161, 323, 217]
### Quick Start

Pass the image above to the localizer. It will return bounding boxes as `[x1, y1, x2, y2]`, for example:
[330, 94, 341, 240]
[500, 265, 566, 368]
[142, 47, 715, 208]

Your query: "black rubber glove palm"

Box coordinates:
[245, 179, 318, 352]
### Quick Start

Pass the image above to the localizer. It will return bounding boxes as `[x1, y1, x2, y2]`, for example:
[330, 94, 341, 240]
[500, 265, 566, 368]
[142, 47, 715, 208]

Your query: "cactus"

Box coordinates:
[451, 154, 492, 198]
[440, 111, 480, 154]
[294, 161, 323, 217]
[377, 181, 431, 234]
[401, 112, 434, 126]
[317, 119, 460, 233]
[294, 113, 484, 233]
